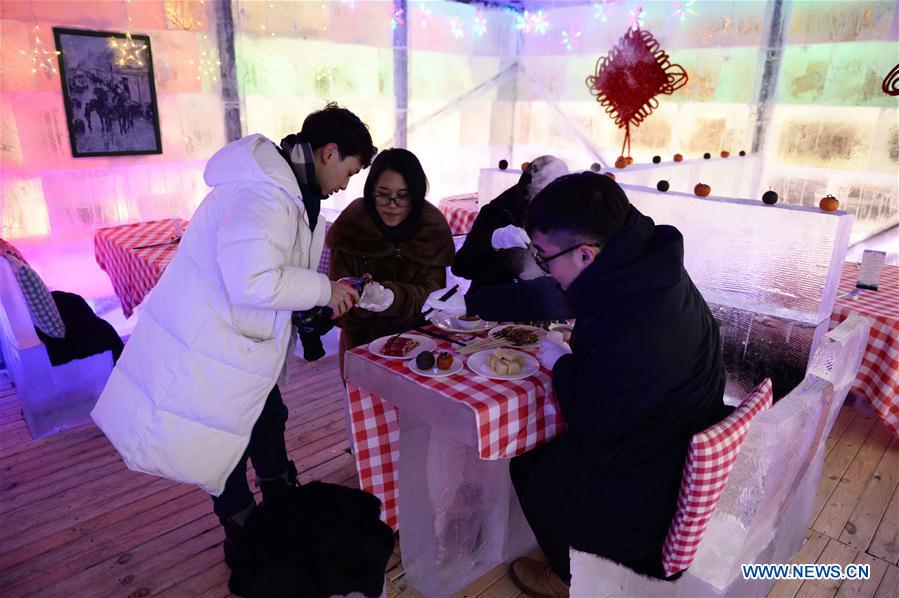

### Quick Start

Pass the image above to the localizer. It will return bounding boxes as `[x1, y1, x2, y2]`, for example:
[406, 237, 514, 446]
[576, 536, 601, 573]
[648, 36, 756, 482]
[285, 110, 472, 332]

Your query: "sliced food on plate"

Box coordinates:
[382, 335, 420, 357]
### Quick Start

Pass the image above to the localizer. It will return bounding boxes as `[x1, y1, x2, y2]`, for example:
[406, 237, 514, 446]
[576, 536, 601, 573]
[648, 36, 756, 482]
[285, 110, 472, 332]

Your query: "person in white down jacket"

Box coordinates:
[91, 103, 376, 566]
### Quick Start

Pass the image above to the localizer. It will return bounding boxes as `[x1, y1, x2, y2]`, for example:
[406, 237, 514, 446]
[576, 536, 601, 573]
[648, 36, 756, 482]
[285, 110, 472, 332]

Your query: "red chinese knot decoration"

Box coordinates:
[882, 62, 899, 96]
[586, 28, 688, 158]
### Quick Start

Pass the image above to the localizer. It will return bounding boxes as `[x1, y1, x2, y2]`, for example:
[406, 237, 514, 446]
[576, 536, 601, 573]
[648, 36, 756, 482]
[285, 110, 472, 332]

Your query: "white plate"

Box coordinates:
[467, 349, 540, 381]
[429, 311, 495, 334]
[487, 324, 546, 350]
[406, 354, 465, 378]
[368, 334, 437, 360]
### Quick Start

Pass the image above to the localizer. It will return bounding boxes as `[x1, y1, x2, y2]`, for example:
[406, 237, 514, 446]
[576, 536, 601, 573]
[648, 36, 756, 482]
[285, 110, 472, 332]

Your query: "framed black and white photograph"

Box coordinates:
[53, 28, 162, 157]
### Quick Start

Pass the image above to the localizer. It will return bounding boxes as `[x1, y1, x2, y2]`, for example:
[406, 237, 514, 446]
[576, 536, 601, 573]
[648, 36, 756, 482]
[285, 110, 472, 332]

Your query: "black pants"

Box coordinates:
[212, 385, 291, 520]
[511, 441, 671, 584]
[35, 291, 124, 366]
[510, 442, 575, 583]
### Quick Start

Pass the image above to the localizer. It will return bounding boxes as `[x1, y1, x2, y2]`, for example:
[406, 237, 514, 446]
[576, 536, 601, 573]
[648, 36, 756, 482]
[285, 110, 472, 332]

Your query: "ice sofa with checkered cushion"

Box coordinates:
[569, 316, 870, 596]
[0, 255, 114, 438]
[661, 378, 773, 576]
[4, 254, 66, 338]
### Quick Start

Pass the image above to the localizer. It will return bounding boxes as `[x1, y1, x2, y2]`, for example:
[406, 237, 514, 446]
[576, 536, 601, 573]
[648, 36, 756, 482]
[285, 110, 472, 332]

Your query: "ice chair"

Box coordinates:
[569, 316, 871, 596]
[0, 257, 114, 438]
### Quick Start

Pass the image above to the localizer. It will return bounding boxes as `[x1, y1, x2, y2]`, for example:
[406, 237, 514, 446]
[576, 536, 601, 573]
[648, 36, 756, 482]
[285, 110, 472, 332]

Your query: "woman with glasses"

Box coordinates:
[326, 148, 454, 374]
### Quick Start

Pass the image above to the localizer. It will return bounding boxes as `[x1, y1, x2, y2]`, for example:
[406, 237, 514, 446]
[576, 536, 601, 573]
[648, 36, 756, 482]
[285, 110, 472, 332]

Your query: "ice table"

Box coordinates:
[344, 333, 565, 597]
[95, 219, 332, 317]
[831, 263, 899, 437]
[94, 219, 186, 318]
[437, 193, 479, 235]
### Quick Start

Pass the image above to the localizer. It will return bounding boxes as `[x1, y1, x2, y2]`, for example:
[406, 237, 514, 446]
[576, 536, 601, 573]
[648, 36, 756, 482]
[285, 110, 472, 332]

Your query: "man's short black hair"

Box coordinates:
[297, 102, 377, 168]
[525, 172, 631, 248]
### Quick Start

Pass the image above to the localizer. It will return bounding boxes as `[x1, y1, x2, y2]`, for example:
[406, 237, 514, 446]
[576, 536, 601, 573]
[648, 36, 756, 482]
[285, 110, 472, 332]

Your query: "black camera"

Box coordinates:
[292, 274, 372, 361]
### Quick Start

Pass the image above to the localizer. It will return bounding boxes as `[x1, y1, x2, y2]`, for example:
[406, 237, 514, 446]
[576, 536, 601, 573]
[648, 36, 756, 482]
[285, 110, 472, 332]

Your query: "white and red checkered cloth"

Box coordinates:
[94, 219, 333, 318]
[661, 378, 773, 577]
[830, 263, 899, 438]
[345, 332, 566, 531]
[94, 219, 185, 318]
[437, 194, 479, 235]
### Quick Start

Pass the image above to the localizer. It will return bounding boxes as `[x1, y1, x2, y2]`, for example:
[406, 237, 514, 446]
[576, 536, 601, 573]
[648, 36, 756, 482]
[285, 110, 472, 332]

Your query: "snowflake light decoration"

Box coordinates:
[472, 10, 487, 39]
[561, 29, 582, 52]
[450, 17, 464, 39]
[516, 10, 549, 35]
[19, 26, 61, 79]
[672, 0, 696, 24]
[390, 8, 405, 31]
[593, 0, 618, 22]
[586, 27, 688, 157]
[108, 33, 147, 68]
[417, 3, 431, 28]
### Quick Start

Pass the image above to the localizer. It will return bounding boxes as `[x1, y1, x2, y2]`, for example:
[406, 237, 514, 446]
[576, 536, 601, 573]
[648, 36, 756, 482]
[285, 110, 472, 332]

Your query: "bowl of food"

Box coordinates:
[454, 314, 483, 330]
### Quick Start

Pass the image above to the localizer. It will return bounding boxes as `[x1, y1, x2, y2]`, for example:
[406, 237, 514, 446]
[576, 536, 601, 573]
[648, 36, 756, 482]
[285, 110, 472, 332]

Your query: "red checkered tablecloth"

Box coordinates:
[830, 262, 899, 438]
[94, 219, 186, 318]
[437, 194, 479, 235]
[94, 219, 332, 318]
[346, 333, 566, 530]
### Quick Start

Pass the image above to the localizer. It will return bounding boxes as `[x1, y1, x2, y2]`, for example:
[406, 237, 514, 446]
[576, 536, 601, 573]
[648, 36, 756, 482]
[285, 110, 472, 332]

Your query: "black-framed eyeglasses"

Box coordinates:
[374, 192, 412, 208]
[533, 243, 600, 273]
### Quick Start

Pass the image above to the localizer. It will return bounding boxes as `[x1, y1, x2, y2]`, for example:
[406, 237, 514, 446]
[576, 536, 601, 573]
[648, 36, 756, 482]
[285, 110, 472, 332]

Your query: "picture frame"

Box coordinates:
[53, 27, 162, 157]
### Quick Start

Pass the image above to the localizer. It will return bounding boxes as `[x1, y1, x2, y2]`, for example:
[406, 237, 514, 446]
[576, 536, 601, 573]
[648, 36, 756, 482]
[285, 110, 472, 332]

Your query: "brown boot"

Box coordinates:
[510, 557, 570, 598]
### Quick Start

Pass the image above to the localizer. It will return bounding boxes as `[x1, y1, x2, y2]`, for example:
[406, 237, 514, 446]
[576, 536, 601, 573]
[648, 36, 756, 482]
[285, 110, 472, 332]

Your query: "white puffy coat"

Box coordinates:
[91, 134, 331, 495]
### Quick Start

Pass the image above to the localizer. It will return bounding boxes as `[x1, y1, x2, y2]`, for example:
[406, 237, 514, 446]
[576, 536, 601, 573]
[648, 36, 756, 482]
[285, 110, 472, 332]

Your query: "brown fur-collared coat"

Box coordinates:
[326, 198, 454, 366]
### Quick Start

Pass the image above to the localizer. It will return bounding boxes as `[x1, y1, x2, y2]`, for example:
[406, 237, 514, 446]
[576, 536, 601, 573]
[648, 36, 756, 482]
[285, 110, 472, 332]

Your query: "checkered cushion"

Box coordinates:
[3, 254, 65, 339]
[661, 378, 773, 577]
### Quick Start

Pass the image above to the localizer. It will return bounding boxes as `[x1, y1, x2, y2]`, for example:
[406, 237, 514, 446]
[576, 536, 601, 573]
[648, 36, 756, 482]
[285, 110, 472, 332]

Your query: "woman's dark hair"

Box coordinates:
[526, 172, 630, 248]
[363, 148, 429, 210]
[296, 102, 377, 167]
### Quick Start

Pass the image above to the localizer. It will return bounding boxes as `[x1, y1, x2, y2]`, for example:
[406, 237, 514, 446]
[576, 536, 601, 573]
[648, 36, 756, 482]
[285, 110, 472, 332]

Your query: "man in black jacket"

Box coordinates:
[508, 172, 731, 597]
[446, 156, 572, 322]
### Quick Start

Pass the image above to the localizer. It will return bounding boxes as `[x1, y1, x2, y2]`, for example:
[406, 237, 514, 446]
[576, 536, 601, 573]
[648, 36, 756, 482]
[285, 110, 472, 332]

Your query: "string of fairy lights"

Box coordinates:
[238, 1, 701, 52]
[18, 1, 704, 81]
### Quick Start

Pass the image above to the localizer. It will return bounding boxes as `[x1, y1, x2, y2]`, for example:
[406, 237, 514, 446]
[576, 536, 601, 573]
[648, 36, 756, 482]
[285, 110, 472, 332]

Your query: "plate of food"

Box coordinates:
[487, 324, 545, 349]
[406, 350, 464, 377]
[429, 311, 495, 334]
[368, 334, 436, 360]
[468, 348, 540, 380]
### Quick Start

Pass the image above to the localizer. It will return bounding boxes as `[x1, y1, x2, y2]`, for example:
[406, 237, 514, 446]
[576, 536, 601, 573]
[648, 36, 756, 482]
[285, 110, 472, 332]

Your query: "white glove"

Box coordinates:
[538, 331, 572, 370]
[357, 281, 395, 312]
[491, 225, 531, 250]
[422, 286, 466, 316]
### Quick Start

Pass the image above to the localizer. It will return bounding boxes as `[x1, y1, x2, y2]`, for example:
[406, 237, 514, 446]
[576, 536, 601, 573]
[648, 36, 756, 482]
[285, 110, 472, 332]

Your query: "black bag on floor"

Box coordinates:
[228, 481, 395, 598]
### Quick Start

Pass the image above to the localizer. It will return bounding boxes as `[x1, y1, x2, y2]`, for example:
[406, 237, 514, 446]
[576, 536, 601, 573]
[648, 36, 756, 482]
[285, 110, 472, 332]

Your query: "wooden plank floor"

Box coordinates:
[0, 358, 897, 597]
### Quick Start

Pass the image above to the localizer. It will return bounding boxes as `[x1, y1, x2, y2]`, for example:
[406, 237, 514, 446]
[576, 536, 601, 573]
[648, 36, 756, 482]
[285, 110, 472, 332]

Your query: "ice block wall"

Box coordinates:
[478, 154, 761, 209]
[622, 183, 853, 400]
[511, 1, 764, 173]
[1, 1, 225, 240]
[520, 1, 897, 246]
[762, 1, 898, 245]
[234, 0, 519, 209]
[1, 0, 226, 297]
